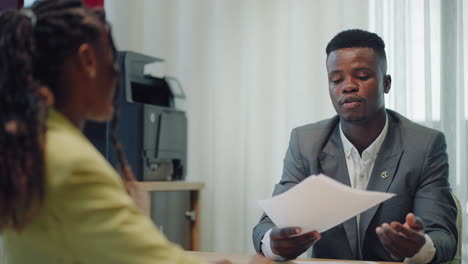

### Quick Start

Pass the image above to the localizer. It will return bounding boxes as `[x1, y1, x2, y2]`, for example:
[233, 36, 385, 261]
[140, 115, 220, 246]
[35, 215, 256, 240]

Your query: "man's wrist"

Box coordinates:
[260, 229, 285, 261]
[404, 234, 436, 264]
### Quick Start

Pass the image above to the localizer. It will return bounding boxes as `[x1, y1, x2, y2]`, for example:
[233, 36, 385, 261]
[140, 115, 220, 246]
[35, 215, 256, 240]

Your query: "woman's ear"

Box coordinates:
[37, 85, 54, 107]
[75, 43, 98, 79]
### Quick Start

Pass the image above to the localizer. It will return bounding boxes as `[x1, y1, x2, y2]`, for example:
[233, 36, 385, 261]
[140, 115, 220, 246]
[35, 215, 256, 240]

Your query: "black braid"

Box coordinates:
[110, 103, 137, 184]
[0, 0, 134, 231]
[93, 8, 136, 185]
[96, 8, 136, 185]
[0, 9, 46, 231]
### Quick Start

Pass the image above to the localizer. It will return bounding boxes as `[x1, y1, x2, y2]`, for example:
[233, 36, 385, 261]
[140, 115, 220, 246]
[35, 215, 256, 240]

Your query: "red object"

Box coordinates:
[82, 0, 104, 8]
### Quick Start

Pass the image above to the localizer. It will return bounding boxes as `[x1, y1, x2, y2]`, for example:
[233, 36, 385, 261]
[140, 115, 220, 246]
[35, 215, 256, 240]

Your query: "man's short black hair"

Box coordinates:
[326, 29, 386, 59]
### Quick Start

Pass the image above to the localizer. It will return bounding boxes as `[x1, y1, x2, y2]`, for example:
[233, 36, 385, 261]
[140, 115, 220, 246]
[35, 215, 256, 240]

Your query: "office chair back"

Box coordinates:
[450, 193, 462, 264]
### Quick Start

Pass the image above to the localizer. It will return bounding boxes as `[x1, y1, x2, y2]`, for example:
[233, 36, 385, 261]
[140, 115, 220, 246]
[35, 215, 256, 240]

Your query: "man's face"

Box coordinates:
[326, 47, 390, 123]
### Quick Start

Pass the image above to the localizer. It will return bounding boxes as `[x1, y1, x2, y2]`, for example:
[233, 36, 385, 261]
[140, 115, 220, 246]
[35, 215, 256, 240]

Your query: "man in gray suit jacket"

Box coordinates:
[252, 29, 457, 263]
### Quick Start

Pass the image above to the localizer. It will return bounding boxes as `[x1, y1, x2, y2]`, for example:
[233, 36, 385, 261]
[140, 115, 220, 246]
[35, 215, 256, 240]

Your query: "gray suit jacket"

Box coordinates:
[252, 110, 457, 263]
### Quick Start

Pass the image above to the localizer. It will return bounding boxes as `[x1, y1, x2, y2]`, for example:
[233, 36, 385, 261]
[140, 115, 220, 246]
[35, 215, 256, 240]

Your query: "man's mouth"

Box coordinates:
[343, 102, 361, 109]
[340, 97, 364, 109]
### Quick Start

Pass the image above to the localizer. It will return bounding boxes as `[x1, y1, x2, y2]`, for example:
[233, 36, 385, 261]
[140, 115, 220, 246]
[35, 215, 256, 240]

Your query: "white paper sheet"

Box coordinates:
[258, 174, 395, 234]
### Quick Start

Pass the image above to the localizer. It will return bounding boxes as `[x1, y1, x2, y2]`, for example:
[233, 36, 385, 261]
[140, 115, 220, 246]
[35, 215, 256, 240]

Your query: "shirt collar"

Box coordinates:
[339, 113, 389, 160]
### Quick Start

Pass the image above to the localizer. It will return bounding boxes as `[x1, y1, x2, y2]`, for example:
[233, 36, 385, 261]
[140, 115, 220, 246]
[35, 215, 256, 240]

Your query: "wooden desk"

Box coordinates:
[137, 181, 204, 251]
[186, 251, 403, 264]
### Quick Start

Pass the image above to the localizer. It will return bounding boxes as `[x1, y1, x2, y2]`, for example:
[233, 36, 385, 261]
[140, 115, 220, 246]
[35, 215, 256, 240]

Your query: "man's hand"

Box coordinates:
[270, 227, 321, 260]
[376, 213, 426, 260]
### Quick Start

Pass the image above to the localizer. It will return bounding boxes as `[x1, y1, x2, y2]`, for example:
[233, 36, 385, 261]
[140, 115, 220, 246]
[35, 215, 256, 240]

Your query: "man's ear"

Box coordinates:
[75, 43, 98, 79]
[384, 75, 392, 94]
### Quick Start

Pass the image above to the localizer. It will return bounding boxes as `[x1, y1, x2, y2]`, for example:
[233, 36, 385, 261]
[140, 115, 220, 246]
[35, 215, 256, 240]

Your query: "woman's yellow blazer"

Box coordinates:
[3, 110, 202, 264]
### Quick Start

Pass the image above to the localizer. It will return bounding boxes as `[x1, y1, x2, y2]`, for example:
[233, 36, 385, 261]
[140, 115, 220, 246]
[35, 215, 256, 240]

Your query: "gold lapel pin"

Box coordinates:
[380, 171, 389, 179]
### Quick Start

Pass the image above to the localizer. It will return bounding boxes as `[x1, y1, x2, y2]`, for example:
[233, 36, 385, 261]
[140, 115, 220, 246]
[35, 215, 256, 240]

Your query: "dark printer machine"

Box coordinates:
[84, 51, 187, 181]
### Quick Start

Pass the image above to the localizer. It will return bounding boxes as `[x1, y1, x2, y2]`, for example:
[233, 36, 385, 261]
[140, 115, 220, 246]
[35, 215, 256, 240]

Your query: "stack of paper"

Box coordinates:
[258, 174, 395, 234]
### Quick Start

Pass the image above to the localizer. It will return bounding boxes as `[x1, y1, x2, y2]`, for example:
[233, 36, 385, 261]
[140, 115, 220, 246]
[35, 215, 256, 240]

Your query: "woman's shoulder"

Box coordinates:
[45, 121, 120, 189]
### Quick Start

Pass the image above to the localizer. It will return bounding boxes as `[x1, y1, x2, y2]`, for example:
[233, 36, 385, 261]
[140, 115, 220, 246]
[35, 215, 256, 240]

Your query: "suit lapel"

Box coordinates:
[359, 114, 404, 246]
[319, 125, 351, 186]
[319, 125, 358, 259]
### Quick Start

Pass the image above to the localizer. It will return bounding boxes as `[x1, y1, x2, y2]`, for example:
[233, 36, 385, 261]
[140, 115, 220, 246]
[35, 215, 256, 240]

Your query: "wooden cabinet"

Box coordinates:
[136, 181, 204, 251]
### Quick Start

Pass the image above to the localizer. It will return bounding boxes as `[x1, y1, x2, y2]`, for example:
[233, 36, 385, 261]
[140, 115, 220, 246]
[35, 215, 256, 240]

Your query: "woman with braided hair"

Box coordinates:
[0, 1, 271, 263]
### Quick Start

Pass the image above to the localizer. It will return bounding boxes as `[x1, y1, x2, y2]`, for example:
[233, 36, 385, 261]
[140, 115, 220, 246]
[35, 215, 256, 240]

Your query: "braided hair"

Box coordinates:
[0, 0, 134, 232]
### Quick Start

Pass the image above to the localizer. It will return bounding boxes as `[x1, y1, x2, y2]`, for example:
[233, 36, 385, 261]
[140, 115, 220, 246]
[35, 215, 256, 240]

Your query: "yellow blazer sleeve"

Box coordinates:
[46, 131, 202, 264]
[50, 156, 201, 264]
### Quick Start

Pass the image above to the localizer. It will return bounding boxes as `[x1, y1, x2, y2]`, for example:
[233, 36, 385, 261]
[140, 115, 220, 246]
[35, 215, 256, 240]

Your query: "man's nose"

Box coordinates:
[342, 78, 359, 93]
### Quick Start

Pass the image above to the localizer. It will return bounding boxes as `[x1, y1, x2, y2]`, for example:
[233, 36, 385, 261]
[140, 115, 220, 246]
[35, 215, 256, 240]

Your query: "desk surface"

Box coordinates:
[137, 181, 204, 191]
[186, 251, 403, 264]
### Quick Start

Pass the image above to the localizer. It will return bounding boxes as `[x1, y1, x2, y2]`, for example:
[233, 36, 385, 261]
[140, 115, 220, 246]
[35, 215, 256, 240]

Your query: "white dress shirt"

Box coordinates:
[262, 115, 435, 263]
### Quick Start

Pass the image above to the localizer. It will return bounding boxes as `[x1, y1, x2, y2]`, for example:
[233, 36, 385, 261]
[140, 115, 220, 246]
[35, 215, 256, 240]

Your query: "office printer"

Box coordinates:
[84, 51, 187, 181]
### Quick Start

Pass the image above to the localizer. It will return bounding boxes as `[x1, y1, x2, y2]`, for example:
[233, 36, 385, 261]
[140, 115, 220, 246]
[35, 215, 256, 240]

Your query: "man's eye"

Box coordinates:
[357, 75, 369, 81]
[330, 78, 342, 84]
